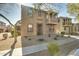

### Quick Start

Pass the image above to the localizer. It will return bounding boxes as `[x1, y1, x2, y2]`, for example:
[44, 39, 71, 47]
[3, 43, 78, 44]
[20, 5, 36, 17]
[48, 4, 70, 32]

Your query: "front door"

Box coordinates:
[37, 24, 43, 35]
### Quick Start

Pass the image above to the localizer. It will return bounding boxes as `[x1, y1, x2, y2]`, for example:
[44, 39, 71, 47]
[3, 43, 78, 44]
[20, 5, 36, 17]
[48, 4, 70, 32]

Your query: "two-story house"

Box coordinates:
[21, 5, 59, 38]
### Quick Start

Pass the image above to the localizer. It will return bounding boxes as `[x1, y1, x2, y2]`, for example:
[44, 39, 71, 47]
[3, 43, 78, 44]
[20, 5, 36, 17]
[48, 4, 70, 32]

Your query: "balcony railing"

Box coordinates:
[46, 17, 58, 25]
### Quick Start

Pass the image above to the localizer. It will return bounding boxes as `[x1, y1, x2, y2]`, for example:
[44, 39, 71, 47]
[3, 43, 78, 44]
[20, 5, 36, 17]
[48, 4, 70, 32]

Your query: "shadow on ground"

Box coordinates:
[3, 38, 17, 56]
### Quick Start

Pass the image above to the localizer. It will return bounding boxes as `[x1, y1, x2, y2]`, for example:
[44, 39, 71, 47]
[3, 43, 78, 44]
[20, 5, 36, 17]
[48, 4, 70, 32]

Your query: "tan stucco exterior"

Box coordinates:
[21, 5, 79, 37]
[71, 23, 79, 34]
[21, 5, 59, 37]
[58, 17, 72, 34]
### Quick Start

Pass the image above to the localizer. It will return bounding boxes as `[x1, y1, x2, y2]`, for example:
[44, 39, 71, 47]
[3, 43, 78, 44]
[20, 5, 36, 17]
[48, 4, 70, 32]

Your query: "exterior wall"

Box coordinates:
[21, 5, 59, 38]
[71, 23, 79, 34]
[57, 18, 64, 34]
[58, 17, 72, 34]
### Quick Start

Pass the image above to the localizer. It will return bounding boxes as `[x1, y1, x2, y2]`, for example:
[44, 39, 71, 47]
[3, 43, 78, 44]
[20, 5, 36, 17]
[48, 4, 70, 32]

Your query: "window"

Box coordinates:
[38, 10, 42, 16]
[27, 24, 33, 32]
[28, 8, 32, 16]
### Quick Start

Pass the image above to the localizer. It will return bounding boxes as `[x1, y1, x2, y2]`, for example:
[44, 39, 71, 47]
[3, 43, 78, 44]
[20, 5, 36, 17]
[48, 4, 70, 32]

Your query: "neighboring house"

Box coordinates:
[21, 5, 59, 38]
[0, 21, 6, 33]
[71, 23, 79, 35]
[58, 17, 72, 34]
[5, 25, 12, 32]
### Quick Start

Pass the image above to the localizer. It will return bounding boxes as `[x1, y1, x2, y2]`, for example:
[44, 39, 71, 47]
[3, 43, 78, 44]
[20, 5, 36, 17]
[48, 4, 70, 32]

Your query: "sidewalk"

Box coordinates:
[64, 35, 79, 39]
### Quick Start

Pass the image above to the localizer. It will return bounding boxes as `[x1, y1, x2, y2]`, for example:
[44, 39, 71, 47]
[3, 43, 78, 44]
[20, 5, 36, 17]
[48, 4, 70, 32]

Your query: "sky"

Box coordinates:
[0, 3, 78, 25]
[0, 3, 21, 25]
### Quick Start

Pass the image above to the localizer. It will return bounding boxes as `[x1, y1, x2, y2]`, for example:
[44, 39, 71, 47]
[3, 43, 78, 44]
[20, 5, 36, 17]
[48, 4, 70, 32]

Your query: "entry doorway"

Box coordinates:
[37, 23, 43, 35]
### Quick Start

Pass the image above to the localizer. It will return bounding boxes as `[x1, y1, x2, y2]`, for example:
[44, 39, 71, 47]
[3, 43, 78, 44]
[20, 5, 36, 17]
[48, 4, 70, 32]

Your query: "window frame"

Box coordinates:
[27, 8, 33, 17]
[27, 24, 33, 32]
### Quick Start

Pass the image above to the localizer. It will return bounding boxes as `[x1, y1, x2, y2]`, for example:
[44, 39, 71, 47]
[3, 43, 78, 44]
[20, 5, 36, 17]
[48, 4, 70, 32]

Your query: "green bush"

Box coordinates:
[54, 37, 57, 40]
[48, 43, 60, 56]
[11, 30, 18, 37]
[38, 39, 44, 41]
[61, 32, 65, 37]
[28, 38, 31, 40]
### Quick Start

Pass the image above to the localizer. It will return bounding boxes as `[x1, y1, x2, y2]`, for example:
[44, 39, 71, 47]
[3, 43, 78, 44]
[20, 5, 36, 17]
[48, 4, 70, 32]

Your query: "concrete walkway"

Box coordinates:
[0, 35, 79, 56]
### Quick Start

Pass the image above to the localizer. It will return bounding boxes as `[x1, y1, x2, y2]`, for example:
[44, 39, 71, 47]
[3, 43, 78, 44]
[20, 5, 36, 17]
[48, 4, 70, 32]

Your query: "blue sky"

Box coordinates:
[0, 3, 21, 25]
[0, 3, 77, 25]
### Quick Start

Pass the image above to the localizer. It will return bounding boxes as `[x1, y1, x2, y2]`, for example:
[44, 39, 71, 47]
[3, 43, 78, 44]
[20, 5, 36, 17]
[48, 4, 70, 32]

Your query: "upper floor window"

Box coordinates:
[38, 10, 42, 16]
[28, 8, 33, 16]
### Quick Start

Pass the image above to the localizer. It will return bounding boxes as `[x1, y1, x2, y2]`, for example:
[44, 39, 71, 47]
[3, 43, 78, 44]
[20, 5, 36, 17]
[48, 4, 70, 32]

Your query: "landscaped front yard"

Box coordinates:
[21, 34, 76, 47]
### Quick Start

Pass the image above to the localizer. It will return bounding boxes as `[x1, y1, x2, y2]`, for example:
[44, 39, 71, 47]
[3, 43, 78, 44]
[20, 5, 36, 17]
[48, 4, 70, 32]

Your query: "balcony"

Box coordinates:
[46, 17, 58, 25]
[63, 22, 72, 27]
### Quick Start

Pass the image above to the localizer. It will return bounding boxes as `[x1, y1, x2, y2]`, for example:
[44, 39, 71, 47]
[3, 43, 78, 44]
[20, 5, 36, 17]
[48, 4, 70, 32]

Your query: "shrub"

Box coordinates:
[54, 37, 57, 40]
[38, 39, 44, 41]
[54, 35, 59, 40]
[28, 38, 31, 40]
[48, 43, 60, 56]
[61, 32, 65, 37]
[56, 34, 59, 37]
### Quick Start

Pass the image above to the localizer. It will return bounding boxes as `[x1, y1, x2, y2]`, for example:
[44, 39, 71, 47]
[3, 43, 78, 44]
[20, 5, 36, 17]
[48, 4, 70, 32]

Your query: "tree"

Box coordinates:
[67, 4, 79, 21]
